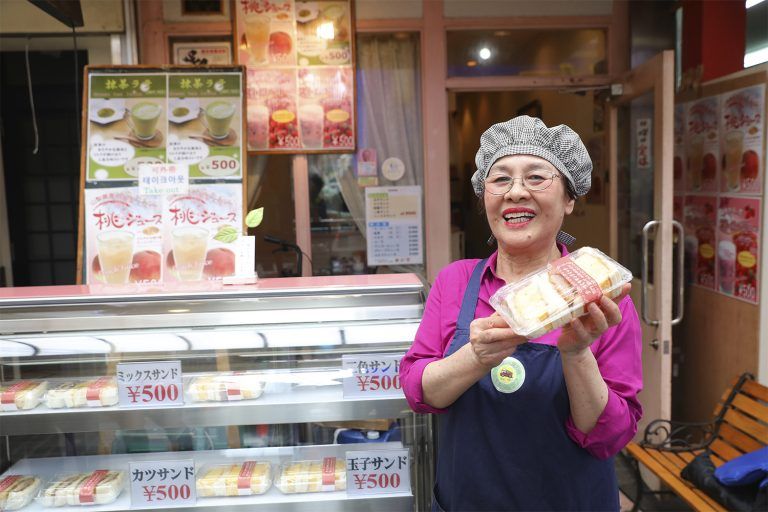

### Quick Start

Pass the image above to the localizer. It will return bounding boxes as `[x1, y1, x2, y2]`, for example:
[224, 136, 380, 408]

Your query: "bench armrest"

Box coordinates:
[639, 419, 718, 452]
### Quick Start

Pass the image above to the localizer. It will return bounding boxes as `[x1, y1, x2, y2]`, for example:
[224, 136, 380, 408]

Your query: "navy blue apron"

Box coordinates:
[432, 259, 619, 512]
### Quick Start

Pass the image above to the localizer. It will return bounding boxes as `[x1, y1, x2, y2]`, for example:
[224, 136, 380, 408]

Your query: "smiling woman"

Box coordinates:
[401, 115, 643, 511]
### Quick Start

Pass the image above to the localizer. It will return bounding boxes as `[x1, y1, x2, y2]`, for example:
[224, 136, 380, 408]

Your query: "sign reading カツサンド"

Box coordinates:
[78, 66, 247, 286]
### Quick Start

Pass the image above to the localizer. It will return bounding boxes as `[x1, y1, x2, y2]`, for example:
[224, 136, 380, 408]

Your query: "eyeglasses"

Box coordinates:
[484, 171, 560, 195]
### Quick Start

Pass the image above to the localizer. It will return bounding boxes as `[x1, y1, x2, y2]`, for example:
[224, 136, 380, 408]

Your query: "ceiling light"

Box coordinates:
[466, 60, 478, 67]
[479, 47, 492, 60]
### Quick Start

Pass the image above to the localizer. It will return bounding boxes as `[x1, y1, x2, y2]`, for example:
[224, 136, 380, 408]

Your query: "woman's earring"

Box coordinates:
[486, 235, 496, 246]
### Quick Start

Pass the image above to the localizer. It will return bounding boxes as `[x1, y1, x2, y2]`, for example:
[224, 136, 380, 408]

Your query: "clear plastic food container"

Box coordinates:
[186, 373, 265, 402]
[197, 461, 272, 497]
[0, 475, 41, 511]
[490, 247, 632, 338]
[37, 470, 125, 507]
[274, 458, 346, 494]
[45, 377, 118, 409]
[0, 380, 48, 411]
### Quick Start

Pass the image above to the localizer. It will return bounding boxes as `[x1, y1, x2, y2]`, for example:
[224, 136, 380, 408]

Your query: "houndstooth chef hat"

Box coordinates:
[471, 116, 592, 245]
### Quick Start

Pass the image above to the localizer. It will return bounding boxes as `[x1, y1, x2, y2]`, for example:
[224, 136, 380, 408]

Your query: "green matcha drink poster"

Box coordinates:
[167, 74, 243, 179]
[87, 74, 167, 181]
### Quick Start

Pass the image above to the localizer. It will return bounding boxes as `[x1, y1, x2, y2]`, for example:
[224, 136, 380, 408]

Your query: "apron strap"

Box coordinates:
[456, 258, 489, 332]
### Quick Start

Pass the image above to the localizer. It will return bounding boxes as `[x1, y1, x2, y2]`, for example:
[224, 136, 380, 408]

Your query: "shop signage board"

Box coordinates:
[129, 459, 196, 507]
[116, 360, 184, 407]
[77, 66, 247, 286]
[342, 353, 403, 399]
[234, 0, 356, 153]
[345, 449, 410, 496]
[364, 186, 423, 267]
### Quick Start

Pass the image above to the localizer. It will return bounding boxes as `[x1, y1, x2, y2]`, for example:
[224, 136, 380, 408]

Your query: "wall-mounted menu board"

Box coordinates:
[234, 0, 356, 153]
[76, 65, 247, 286]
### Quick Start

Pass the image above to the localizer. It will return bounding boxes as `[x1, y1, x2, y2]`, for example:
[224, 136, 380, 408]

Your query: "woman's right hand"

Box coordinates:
[468, 313, 527, 369]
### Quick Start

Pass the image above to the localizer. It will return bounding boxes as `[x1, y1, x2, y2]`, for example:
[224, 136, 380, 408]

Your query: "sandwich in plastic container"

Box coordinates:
[186, 373, 264, 402]
[197, 461, 272, 497]
[0, 380, 48, 411]
[275, 458, 346, 494]
[37, 470, 125, 507]
[0, 475, 41, 511]
[490, 247, 632, 338]
[45, 377, 118, 409]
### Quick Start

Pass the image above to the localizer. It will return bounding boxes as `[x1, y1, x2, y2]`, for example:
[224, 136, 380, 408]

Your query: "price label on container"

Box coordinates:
[117, 361, 183, 407]
[138, 163, 189, 196]
[342, 354, 403, 399]
[129, 459, 196, 507]
[346, 449, 410, 496]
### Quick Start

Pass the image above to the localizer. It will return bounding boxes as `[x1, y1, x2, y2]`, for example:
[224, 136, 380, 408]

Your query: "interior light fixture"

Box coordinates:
[744, 46, 768, 67]
[746, 0, 764, 9]
[317, 21, 335, 40]
[467, 60, 478, 67]
[479, 47, 492, 60]
[168, 308, 191, 313]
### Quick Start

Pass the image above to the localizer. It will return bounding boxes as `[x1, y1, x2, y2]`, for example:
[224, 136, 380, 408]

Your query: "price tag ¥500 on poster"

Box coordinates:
[342, 354, 403, 399]
[117, 361, 183, 407]
[130, 459, 196, 507]
[345, 449, 411, 496]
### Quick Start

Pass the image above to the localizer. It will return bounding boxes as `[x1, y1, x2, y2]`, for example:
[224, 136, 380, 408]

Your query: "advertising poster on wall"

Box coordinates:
[719, 85, 765, 195]
[674, 103, 686, 194]
[164, 184, 243, 283]
[87, 74, 167, 182]
[167, 73, 243, 179]
[717, 196, 761, 303]
[684, 195, 717, 289]
[235, 0, 355, 153]
[84, 188, 163, 285]
[685, 97, 719, 194]
[365, 186, 423, 266]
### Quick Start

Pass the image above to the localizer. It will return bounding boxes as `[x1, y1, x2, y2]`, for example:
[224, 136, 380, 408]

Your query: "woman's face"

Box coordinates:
[484, 154, 575, 254]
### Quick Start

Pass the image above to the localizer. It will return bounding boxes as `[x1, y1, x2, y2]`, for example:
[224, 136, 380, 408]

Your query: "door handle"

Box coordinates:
[671, 220, 685, 325]
[641, 220, 660, 326]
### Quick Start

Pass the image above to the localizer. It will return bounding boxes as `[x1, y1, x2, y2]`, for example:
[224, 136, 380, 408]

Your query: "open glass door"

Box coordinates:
[609, 51, 684, 436]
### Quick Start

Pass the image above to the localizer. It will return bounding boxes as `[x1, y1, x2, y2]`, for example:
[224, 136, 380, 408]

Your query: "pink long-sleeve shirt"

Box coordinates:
[401, 248, 643, 459]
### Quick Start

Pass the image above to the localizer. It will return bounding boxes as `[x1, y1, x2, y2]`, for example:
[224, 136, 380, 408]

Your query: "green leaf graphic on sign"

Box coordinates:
[245, 207, 264, 228]
[214, 226, 239, 243]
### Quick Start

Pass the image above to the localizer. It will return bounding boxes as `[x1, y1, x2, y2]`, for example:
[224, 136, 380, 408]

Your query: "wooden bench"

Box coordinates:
[626, 373, 768, 511]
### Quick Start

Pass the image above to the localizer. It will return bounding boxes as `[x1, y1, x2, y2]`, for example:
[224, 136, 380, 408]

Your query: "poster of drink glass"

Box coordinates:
[673, 103, 686, 193]
[683, 195, 717, 289]
[84, 188, 163, 285]
[685, 97, 719, 194]
[87, 74, 167, 182]
[167, 73, 243, 179]
[720, 85, 765, 195]
[164, 184, 242, 283]
[235, 0, 355, 153]
[717, 196, 760, 303]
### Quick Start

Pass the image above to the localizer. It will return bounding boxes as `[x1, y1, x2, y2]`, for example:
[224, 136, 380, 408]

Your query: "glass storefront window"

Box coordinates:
[447, 28, 607, 77]
[248, 154, 298, 277]
[308, 32, 424, 277]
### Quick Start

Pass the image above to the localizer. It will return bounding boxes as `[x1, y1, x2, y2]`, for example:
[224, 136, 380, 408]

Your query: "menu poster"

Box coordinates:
[674, 103, 686, 193]
[717, 196, 761, 303]
[235, 0, 356, 153]
[686, 97, 719, 193]
[84, 188, 163, 286]
[167, 73, 243, 179]
[684, 195, 717, 289]
[296, 1, 352, 66]
[365, 186, 423, 266]
[164, 184, 243, 283]
[720, 85, 765, 195]
[87, 74, 167, 181]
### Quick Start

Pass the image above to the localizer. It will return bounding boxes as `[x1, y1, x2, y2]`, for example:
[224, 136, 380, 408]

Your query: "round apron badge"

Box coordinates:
[491, 356, 525, 393]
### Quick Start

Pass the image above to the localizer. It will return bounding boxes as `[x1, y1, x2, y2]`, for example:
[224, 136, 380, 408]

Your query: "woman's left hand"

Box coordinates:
[557, 283, 631, 355]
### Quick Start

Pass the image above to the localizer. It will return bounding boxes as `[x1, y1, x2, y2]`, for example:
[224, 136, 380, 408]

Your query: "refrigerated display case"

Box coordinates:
[0, 274, 432, 511]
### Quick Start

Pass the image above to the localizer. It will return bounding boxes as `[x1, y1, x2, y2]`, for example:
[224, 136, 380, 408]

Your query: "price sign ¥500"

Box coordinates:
[345, 449, 410, 496]
[117, 361, 183, 407]
[129, 459, 195, 507]
[342, 354, 403, 399]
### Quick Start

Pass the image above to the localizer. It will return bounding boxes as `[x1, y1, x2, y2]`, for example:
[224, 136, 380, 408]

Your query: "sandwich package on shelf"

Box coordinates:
[45, 377, 118, 409]
[186, 373, 265, 402]
[490, 247, 632, 338]
[275, 457, 346, 494]
[0, 475, 41, 511]
[0, 380, 48, 411]
[197, 460, 272, 497]
[37, 470, 126, 507]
